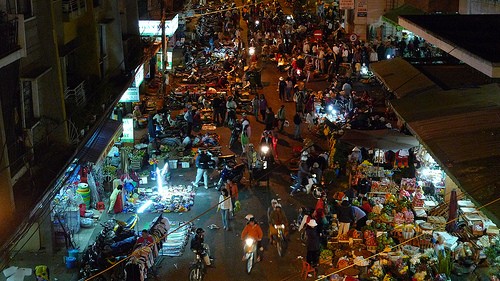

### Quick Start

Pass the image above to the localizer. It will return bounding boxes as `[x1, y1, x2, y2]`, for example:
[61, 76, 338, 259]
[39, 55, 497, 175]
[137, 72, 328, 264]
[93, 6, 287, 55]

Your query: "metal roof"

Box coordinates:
[370, 58, 441, 98]
[391, 83, 500, 225]
[399, 15, 500, 78]
[77, 119, 122, 164]
[371, 57, 500, 224]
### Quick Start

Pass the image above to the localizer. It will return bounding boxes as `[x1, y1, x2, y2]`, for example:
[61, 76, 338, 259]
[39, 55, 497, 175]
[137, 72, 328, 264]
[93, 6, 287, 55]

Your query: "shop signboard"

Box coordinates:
[122, 118, 134, 143]
[357, 0, 367, 17]
[339, 0, 354, 10]
[139, 14, 179, 37]
[119, 87, 139, 102]
[119, 64, 144, 102]
[133, 65, 144, 88]
[167, 50, 173, 70]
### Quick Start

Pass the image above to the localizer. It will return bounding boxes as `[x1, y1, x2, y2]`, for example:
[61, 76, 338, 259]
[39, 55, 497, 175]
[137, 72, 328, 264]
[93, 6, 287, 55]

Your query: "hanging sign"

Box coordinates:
[357, 0, 367, 17]
[139, 14, 179, 37]
[339, 0, 355, 10]
[122, 118, 134, 143]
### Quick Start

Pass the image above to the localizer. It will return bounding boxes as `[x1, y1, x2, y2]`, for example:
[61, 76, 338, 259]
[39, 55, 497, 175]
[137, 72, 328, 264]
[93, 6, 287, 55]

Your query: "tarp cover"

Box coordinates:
[370, 58, 441, 99]
[340, 129, 419, 151]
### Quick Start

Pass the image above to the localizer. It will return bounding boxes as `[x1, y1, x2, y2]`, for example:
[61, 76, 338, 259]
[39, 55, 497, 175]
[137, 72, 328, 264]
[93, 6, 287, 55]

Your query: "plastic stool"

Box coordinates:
[96, 201, 105, 211]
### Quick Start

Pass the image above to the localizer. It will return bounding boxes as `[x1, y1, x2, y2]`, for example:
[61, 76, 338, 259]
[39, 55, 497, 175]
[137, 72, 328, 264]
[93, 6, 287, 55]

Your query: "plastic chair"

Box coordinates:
[301, 261, 316, 279]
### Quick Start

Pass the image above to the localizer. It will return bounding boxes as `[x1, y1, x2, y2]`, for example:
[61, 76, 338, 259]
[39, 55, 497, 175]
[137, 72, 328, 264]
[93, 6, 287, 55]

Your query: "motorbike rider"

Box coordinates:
[268, 203, 289, 245]
[241, 214, 263, 262]
[190, 228, 214, 267]
[290, 153, 311, 195]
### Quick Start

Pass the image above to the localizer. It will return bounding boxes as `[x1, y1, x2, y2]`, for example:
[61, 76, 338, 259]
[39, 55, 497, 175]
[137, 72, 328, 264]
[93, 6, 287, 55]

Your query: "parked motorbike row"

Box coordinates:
[79, 214, 170, 281]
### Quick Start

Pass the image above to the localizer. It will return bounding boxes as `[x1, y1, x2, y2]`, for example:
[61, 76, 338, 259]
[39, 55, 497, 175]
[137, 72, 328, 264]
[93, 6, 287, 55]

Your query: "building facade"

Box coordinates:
[0, 0, 144, 257]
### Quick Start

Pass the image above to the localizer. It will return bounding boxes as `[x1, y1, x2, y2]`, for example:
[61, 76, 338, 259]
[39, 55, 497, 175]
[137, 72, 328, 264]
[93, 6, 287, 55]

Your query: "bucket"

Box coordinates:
[65, 256, 77, 269]
[77, 183, 91, 208]
[68, 249, 79, 259]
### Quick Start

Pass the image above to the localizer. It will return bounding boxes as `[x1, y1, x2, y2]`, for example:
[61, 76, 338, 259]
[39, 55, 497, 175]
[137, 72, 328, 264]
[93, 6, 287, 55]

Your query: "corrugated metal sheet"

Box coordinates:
[391, 83, 500, 225]
[370, 58, 441, 98]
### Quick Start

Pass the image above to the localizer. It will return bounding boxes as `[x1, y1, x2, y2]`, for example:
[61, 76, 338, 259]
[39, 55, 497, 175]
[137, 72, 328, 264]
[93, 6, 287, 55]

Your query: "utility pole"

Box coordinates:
[160, 0, 168, 93]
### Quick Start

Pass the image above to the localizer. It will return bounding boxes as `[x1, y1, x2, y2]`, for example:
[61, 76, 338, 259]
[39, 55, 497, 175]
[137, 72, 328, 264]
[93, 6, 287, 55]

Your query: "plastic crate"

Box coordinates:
[168, 160, 178, 169]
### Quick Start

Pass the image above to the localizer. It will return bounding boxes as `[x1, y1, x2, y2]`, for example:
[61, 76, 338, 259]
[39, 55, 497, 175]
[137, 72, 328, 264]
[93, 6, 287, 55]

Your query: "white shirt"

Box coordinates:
[218, 195, 233, 211]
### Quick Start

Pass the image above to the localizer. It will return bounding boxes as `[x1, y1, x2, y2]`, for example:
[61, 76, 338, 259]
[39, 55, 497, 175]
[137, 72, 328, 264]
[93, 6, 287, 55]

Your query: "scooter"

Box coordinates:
[290, 173, 324, 199]
[274, 224, 287, 257]
[243, 238, 257, 274]
[189, 247, 209, 281]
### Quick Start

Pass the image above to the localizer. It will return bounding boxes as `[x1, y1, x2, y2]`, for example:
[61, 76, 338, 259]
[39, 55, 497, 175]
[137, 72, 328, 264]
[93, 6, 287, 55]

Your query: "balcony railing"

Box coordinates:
[0, 13, 20, 58]
[64, 80, 86, 108]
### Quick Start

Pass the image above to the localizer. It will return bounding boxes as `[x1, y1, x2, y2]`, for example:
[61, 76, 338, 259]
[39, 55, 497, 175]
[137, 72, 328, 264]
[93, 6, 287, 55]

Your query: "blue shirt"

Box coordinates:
[352, 206, 366, 222]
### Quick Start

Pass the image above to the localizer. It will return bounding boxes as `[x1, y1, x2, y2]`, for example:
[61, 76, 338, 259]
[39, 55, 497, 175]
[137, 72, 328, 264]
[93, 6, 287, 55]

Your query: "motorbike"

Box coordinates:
[79, 214, 139, 280]
[290, 173, 324, 199]
[216, 162, 245, 190]
[226, 109, 237, 129]
[291, 207, 309, 243]
[274, 224, 287, 257]
[189, 249, 207, 281]
[243, 238, 257, 274]
[229, 119, 242, 148]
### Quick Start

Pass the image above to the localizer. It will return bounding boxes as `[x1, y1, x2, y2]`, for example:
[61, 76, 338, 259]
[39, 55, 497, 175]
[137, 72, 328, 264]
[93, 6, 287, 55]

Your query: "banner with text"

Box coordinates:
[340, 0, 355, 10]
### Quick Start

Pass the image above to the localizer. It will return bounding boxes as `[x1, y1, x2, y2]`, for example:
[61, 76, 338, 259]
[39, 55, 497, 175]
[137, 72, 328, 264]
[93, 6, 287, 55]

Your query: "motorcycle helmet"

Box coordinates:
[196, 228, 205, 235]
[245, 214, 254, 221]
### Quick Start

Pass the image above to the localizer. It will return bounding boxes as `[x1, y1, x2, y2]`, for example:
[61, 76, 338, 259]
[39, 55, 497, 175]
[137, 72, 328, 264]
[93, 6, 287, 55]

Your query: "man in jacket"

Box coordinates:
[337, 198, 354, 237]
[192, 148, 211, 189]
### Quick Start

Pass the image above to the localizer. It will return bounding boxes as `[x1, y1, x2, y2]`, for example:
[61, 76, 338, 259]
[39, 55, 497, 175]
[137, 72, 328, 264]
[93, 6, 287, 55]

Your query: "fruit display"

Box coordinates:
[376, 233, 396, 252]
[364, 230, 377, 246]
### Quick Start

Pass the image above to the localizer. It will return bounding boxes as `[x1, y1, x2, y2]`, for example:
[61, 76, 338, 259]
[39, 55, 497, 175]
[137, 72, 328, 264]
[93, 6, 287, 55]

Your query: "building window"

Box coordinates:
[6, 0, 34, 19]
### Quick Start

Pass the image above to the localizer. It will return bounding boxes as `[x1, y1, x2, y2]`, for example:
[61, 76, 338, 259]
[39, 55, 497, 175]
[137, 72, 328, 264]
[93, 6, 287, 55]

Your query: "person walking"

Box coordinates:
[305, 219, 320, 270]
[241, 113, 251, 155]
[212, 94, 224, 126]
[192, 148, 211, 189]
[264, 107, 275, 131]
[285, 77, 293, 101]
[252, 95, 260, 121]
[259, 95, 268, 121]
[293, 111, 302, 139]
[276, 105, 286, 132]
[278, 76, 286, 101]
[217, 188, 233, 230]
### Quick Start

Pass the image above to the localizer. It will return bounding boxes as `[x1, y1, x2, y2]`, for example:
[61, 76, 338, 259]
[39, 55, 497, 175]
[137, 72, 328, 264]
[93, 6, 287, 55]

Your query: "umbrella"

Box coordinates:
[340, 129, 419, 151]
